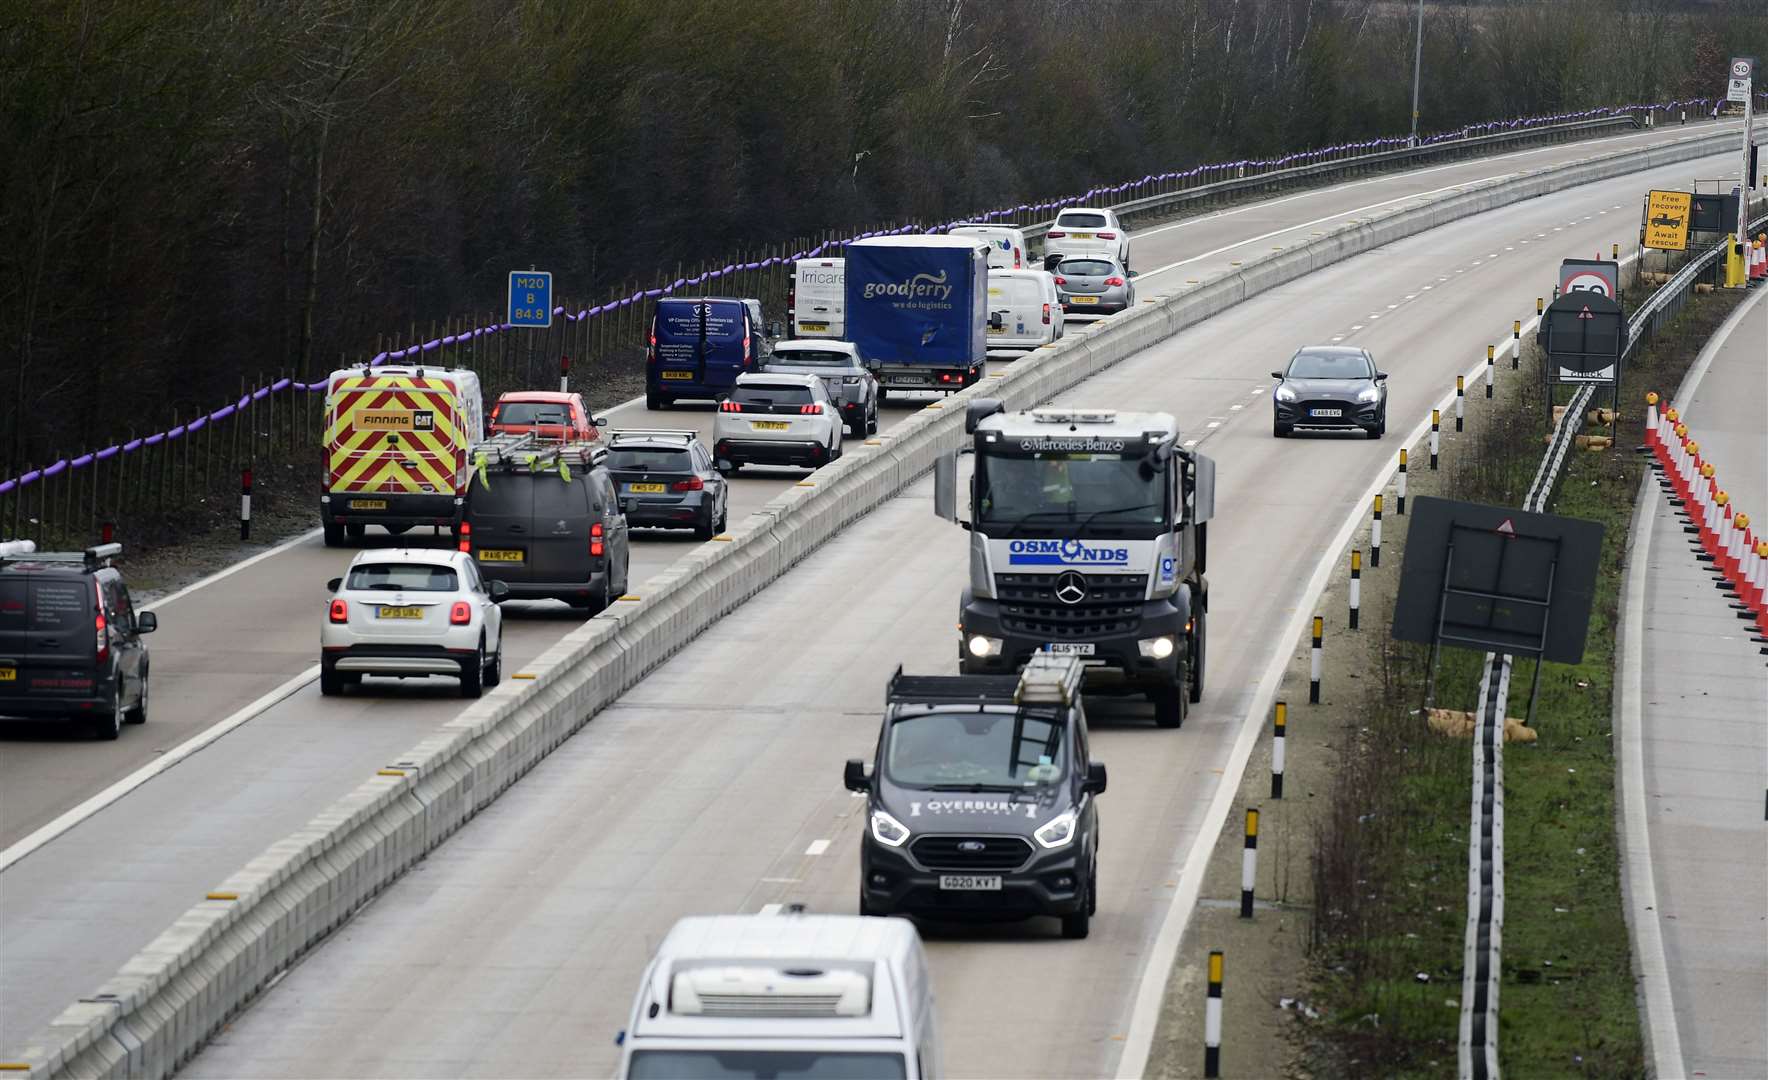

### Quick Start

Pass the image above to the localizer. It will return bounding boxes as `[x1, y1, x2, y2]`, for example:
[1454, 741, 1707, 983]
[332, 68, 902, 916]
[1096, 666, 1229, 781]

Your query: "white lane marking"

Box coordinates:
[1330, 335, 1345, 342]
[1229, 404, 1244, 411]
[760, 876, 800, 884]
[1205, 420, 1221, 428]
[759, 903, 783, 916]
[0, 665, 321, 874]
[1351, 324, 1364, 330]
[1618, 286, 1763, 1080]
[804, 838, 830, 857]
[1116, 252, 1654, 1077]
[138, 528, 322, 613]
[1135, 177, 1516, 282]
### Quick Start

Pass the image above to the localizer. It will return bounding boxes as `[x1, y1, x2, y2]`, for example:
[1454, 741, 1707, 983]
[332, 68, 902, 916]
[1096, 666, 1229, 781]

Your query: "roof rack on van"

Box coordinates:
[0, 541, 121, 571]
[471, 432, 606, 473]
[607, 428, 698, 444]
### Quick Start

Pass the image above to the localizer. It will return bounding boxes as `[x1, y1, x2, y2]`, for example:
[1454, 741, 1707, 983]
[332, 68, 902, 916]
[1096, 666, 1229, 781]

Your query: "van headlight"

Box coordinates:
[1274, 385, 1298, 403]
[1138, 635, 1176, 660]
[1034, 810, 1078, 849]
[870, 809, 911, 848]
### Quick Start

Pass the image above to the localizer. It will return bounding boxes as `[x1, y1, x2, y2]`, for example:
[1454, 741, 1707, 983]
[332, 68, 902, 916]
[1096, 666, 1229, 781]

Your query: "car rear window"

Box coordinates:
[1058, 260, 1115, 277]
[770, 350, 851, 366]
[1056, 212, 1108, 228]
[495, 402, 571, 425]
[347, 564, 458, 592]
[609, 448, 691, 471]
[733, 383, 814, 406]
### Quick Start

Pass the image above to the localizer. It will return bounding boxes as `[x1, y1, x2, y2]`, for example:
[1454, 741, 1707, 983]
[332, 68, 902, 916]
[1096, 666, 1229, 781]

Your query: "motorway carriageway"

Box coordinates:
[0, 119, 1750, 1052]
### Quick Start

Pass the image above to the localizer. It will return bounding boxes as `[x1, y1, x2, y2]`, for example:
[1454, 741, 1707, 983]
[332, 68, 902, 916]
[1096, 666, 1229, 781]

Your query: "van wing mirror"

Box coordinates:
[136, 611, 158, 634]
[1083, 761, 1107, 796]
[327, 577, 343, 593]
[844, 758, 870, 793]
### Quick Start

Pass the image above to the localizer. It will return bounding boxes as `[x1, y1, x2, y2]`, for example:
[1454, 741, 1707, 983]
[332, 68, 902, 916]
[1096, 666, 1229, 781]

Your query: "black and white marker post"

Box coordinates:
[1397, 449, 1409, 514]
[1371, 494, 1384, 567]
[1513, 318, 1523, 370]
[1271, 702, 1287, 799]
[559, 354, 570, 393]
[1486, 344, 1495, 398]
[1430, 409, 1441, 470]
[1240, 807, 1259, 918]
[1204, 950, 1224, 1078]
[1309, 615, 1323, 703]
[1349, 550, 1362, 629]
[1455, 376, 1465, 432]
[240, 467, 253, 541]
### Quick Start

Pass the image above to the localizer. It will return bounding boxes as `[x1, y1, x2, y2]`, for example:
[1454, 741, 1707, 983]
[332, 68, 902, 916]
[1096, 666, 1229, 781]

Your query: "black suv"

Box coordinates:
[461, 438, 631, 613]
[844, 653, 1107, 939]
[0, 542, 157, 740]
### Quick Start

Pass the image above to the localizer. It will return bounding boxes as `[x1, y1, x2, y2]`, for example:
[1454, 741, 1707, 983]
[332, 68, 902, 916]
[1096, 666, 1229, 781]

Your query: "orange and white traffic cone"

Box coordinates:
[1644, 392, 1662, 455]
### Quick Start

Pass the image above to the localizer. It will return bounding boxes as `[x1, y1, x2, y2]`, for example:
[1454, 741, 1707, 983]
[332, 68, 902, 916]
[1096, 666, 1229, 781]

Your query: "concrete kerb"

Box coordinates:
[16, 121, 1755, 1080]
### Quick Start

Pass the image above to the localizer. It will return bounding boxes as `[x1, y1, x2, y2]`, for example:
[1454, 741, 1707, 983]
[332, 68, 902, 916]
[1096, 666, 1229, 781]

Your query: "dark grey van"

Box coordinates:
[0, 542, 156, 740]
[461, 445, 631, 613]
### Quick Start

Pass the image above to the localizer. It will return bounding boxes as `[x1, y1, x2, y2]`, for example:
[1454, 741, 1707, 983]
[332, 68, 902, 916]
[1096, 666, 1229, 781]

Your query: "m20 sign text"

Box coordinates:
[508, 270, 554, 328]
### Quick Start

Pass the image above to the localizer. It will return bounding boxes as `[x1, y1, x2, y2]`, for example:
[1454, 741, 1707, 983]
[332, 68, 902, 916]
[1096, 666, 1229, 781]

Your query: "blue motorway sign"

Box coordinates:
[508, 270, 553, 328]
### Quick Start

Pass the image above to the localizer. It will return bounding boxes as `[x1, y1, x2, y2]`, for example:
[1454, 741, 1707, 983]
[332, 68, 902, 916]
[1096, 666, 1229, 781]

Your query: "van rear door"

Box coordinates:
[700, 300, 749, 394]
[0, 576, 99, 699]
[795, 261, 845, 338]
[527, 474, 596, 587]
[466, 476, 535, 584]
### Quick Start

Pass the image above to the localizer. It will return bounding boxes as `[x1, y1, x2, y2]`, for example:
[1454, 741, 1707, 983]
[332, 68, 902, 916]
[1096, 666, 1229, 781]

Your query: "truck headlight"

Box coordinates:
[967, 634, 1002, 658]
[1034, 810, 1078, 849]
[1138, 635, 1176, 660]
[870, 808, 911, 848]
[1356, 385, 1382, 403]
[1274, 385, 1298, 403]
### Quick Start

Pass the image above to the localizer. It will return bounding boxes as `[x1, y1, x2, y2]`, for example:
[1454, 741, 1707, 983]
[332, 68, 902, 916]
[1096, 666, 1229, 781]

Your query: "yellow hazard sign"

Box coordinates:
[1643, 190, 1692, 251]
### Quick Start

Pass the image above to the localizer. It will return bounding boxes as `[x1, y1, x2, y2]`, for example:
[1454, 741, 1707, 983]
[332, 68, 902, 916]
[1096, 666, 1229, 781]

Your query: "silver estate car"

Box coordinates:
[763, 339, 879, 437]
[1271, 346, 1389, 438]
[1053, 255, 1137, 315]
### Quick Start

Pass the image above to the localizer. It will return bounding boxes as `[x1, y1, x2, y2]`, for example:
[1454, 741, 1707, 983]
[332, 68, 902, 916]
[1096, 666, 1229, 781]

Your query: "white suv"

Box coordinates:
[321, 549, 507, 698]
[711, 372, 843, 475]
[1044, 207, 1131, 270]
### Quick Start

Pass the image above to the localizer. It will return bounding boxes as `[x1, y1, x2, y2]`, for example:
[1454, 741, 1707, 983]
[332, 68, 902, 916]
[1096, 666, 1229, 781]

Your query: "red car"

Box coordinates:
[487, 391, 601, 442]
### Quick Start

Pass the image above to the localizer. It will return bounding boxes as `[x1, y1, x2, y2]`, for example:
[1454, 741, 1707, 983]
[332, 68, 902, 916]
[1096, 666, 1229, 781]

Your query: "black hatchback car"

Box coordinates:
[1272, 345, 1388, 438]
[844, 654, 1107, 939]
[0, 542, 156, 740]
[604, 429, 729, 541]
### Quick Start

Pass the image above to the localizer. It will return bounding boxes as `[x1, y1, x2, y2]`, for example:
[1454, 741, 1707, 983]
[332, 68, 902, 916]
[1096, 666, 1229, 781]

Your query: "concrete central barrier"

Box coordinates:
[7, 121, 1756, 1079]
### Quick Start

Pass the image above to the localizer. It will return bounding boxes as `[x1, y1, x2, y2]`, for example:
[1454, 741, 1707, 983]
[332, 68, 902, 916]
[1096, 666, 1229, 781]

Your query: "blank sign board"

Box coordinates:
[1391, 497, 1604, 664]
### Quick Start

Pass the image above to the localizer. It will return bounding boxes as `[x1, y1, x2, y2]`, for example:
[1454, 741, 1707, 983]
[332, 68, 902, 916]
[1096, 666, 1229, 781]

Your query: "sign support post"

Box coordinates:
[1727, 57, 1755, 288]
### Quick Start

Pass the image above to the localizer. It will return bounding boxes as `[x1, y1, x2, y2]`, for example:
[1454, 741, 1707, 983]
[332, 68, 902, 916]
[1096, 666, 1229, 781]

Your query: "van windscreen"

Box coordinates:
[1057, 212, 1108, 228]
[733, 383, 813, 406]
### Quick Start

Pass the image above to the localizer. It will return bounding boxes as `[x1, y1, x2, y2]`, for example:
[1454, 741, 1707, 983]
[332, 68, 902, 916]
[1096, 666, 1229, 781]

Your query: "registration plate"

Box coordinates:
[1310, 408, 1343, 418]
[751, 421, 789, 431]
[1069, 295, 1099, 305]
[0, 667, 15, 682]
[939, 875, 1002, 891]
[986, 326, 1006, 335]
[1047, 642, 1096, 656]
[627, 483, 667, 494]
[661, 370, 693, 380]
[477, 550, 523, 563]
[896, 375, 927, 385]
[799, 321, 829, 332]
[378, 606, 423, 619]
[350, 499, 387, 510]
[1069, 232, 1094, 239]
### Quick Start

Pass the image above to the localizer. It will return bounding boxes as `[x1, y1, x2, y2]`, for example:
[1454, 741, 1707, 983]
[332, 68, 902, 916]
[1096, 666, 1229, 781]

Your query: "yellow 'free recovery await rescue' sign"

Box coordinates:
[352, 408, 436, 432]
[1643, 189, 1692, 251]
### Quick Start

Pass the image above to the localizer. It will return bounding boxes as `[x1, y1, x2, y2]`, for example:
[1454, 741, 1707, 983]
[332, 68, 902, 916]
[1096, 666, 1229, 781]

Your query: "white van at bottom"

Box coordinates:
[618, 912, 942, 1079]
[985, 269, 1064, 352]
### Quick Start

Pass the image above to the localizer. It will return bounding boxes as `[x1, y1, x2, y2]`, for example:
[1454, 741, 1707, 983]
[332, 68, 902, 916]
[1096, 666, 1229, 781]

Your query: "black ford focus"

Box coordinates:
[1272, 345, 1388, 438]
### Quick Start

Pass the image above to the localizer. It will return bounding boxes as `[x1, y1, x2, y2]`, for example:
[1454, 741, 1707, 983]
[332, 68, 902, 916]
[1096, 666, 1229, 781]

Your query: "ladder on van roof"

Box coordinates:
[469, 433, 605, 483]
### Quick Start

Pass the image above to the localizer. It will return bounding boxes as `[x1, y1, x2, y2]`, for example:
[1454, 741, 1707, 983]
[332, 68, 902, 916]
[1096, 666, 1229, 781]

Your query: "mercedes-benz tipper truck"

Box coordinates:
[933, 400, 1216, 728]
[844, 235, 988, 399]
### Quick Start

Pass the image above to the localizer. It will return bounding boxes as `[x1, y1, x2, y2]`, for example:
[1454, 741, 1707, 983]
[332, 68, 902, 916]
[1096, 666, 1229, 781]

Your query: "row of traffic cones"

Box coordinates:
[1641, 391, 1768, 644]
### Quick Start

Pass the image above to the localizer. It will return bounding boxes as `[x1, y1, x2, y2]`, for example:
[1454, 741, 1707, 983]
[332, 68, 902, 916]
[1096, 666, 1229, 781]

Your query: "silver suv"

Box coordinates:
[763, 340, 879, 437]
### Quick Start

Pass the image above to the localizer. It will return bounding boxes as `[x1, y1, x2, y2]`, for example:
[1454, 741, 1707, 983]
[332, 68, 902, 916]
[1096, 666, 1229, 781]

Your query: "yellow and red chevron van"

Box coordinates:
[319, 366, 485, 547]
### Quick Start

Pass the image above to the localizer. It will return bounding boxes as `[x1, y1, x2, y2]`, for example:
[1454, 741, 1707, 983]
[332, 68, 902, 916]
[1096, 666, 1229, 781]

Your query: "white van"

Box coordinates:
[984, 269, 1064, 352]
[792, 259, 845, 338]
[617, 912, 942, 1079]
[948, 224, 1029, 270]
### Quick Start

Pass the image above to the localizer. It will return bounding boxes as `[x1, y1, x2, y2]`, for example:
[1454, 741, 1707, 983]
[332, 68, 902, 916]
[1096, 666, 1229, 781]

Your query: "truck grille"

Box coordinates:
[994, 573, 1147, 639]
[912, 835, 1034, 871]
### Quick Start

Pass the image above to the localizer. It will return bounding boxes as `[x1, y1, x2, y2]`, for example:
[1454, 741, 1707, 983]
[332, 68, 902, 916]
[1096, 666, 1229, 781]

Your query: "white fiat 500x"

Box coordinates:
[320, 549, 508, 698]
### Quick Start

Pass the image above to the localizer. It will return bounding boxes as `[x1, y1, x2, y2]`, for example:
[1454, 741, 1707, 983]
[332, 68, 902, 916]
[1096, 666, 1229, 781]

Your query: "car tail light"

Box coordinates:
[1105, 276, 1126, 287]
[1042, 303, 1051, 325]
[329, 598, 349, 624]
[1047, 230, 1066, 238]
[1098, 231, 1117, 240]
[1053, 276, 1066, 286]
[93, 582, 108, 663]
[671, 476, 704, 492]
[719, 400, 743, 412]
[590, 521, 605, 558]
[800, 403, 824, 415]
[449, 600, 472, 625]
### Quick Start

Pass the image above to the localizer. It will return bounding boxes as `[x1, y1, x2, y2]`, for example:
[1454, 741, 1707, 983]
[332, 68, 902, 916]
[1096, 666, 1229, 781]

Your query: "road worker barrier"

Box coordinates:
[8, 113, 1765, 1080]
